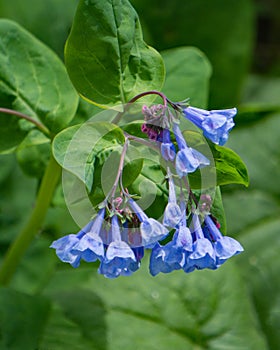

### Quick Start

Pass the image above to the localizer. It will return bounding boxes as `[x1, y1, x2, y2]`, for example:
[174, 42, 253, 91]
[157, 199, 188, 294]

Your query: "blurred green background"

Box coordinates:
[0, 0, 280, 349]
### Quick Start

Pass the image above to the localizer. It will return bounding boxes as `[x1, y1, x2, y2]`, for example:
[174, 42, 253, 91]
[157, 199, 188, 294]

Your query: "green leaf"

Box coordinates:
[0, 19, 79, 137]
[210, 186, 227, 234]
[0, 288, 50, 350]
[10, 237, 57, 294]
[128, 159, 168, 218]
[89, 145, 143, 206]
[44, 259, 268, 350]
[16, 129, 51, 178]
[184, 131, 249, 189]
[43, 290, 107, 349]
[0, 160, 37, 244]
[241, 75, 280, 112]
[236, 218, 280, 349]
[0, 153, 14, 183]
[226, 112, 280, 195]
[0, 0, 79, 58]
[52, 121, 125, 192]
[162, 46, 212, 108]
[65, 0, 165, 108]
[0, 112, 28, 153]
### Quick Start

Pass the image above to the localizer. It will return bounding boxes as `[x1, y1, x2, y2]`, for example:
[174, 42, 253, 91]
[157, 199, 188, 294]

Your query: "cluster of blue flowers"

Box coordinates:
[51, 102, 243, 278]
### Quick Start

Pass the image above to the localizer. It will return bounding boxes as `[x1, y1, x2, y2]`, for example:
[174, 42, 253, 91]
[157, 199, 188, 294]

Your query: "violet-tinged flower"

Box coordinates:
[184, 214, 216, 272]
[50, 209, 106, 267]
[163, 171, 182, 228]
[161, 129, 176, 161]
[71, 208, 106, 263]
[150, 201, 193, 276]
[203, 216, 244, 266]
[128, 198, 169, 247]
[50, 220, 93, 267]
[173, 123, 210, 177]
[98, 215, 138, 278]
[183, 106, 237, 146]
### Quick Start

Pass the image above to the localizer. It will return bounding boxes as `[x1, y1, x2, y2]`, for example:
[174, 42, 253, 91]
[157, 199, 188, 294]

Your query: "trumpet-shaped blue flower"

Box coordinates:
[203, 216, 244, 266]
[50, 234, 82, 268]
[184, 214, 216, 272]
[128, 198, 169, 247]
[183, 106, 237, 146]
[98, 215, 138, 278]
[163, 171, 182, 228]
[150, 201, 193, 276]
[50, 208, 106, 267]
[173, 123, 209, 177]
[161, 129, 176, 161]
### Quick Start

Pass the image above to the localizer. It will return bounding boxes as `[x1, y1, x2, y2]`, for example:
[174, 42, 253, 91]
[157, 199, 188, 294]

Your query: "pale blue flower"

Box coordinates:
[161, 129, 176, 161]
[150, 201, 193, 276]
[50, 220, 94, 267]
[184, 214, 216, 272]
[173, 123, 209, 177]
[128, 198, 169, 247]
[71, 208, 106, 263]
[183, 106, 237, 145]
[98, 215, 138, 278]
[203, 216, 244, 265]
[163, 171, 182, 228]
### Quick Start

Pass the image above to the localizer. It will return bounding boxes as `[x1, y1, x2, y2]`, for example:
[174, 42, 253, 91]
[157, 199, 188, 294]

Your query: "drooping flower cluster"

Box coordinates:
[50, 95, 243, 279]
[51, 198, 169, 278]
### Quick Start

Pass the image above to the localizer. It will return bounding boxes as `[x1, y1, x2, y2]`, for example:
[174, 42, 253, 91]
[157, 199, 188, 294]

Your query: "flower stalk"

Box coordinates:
[0, 154, 61, 285]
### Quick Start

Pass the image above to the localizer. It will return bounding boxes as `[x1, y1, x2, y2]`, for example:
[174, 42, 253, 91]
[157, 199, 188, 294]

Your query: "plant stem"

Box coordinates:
[0, 107, 51, 137]
[0, 154, 61, 286]
[111, 90, 168, 124]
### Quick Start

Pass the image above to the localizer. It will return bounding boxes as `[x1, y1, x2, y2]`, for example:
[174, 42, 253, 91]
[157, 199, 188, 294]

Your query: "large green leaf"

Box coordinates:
[241, 75, 280, 112]
[0, 112, 28, 153]
[16, 129, 51, 178]
[221, 110, 280, 348]
[0, 0, 79, 58]
[65, 0, 165, 108]
[52, 122, 126, 192]
[0, 288, 50, 350]
[162, 46, 212, 108]
[43, 259, 268, 350]
[184, 130, 249, 189]
[226, 112, 280, 195]
[0, 19, 79, 139]
[234, 218, 280, 350]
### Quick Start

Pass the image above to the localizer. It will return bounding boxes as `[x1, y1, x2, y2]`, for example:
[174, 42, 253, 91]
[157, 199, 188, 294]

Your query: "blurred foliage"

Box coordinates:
[0, 0, 280, 349]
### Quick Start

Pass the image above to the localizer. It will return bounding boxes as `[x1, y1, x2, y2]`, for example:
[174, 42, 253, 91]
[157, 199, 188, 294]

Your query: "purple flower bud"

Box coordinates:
[183, 106, 237, 145]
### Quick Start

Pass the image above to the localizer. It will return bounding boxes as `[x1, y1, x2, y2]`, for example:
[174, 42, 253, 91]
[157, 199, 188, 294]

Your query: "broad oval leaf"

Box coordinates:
[184, 130, 249, 188]
[43, 260, 268, 350]
[16, 129, 51, 178]
[65, 0, 165, 108]
[162, 46, 212, 108]
[0, 19, 79, 139]
[52, 121, 126, 191]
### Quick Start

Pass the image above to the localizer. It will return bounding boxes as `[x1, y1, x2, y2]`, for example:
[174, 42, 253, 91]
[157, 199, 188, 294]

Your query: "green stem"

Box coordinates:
[0, 154, 61, 286]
